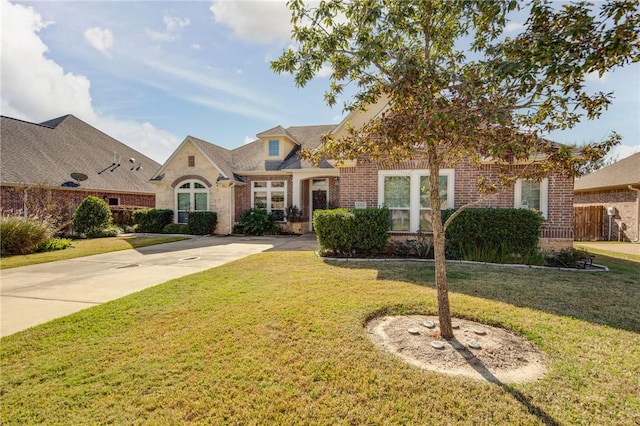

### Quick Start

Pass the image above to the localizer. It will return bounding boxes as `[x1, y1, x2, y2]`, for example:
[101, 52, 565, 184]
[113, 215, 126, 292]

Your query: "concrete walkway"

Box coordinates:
[574, 241, 640, 257]
[0, 234, 318, 337]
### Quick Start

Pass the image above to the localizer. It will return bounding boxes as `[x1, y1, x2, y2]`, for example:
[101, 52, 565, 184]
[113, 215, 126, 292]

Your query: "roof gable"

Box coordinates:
[151, 136, 237, 182]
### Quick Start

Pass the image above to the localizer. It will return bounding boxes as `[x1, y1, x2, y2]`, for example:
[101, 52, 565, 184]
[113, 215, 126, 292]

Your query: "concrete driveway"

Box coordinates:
[0, 234, 318, 337]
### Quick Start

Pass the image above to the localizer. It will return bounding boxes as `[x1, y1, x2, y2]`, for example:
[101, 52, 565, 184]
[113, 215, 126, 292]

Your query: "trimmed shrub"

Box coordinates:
[162, 223, 190, 234]
[0, 216, 54, 255]
[132, 209, 173, 233]
[86, 225, 122, 238]
[314, 207, 390, 256]
[73, 196, 112, 235]
[239, 208, 279, 236]
[444, 208, 544, 263]
[188, 211, 218, 235]
[36, 238, 73, 252]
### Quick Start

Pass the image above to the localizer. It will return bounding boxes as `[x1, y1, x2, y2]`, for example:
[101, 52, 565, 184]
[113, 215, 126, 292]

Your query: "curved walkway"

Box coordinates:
[0, 234, 318, 337]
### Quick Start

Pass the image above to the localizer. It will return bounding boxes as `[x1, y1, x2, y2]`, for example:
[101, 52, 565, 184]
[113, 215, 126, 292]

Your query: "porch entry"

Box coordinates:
[310, 178, 328, 228]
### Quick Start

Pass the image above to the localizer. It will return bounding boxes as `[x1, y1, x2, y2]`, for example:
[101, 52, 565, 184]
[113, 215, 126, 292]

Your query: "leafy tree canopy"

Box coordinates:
[272, 0, 639, 338]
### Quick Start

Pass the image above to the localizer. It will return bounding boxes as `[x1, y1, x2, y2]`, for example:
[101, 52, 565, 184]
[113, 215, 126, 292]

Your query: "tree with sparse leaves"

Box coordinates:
[272, 0, 639, 338]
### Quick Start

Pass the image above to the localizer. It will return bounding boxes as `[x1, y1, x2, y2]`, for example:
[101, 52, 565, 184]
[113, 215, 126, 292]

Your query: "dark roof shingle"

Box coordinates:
[1, 115, 161, 193]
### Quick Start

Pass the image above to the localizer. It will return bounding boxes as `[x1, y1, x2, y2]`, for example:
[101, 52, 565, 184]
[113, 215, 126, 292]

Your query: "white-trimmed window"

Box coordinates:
[252, 180, 286, 221]
[268, 140, 280, 157]
[378, 169, 455, 232]
[175, 180, 209, 224]
[514, 178, 548, 219]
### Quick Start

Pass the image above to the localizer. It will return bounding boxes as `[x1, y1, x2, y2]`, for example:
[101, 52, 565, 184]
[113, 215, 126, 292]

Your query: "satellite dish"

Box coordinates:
[70, 172, 88, 182]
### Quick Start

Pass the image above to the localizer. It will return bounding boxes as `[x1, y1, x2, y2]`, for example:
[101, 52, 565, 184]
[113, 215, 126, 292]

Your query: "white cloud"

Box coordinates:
[505, 22, 524, 33]
[164, 15, 190, 32]
[0, 0, 96, 123]
[95, 117, 180, 163]
[191, 43, 202, 50]
[606, 143, 640, 162]
[210, 0, 292, 44]
[0, 0, 180, 163]
[317, 64, 332, 78]
[147, 14, 190, 42]
[84, 27, 114, 55]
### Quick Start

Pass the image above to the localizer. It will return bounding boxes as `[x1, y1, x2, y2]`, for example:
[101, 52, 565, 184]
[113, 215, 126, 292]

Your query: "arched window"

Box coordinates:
[175, 180, 209, 224]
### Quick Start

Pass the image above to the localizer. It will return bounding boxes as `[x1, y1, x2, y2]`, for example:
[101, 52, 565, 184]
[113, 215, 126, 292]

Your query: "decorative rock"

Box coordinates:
[431, 340, 445, 349]
[473, 328, 487, 335]
[423, 320, 435, 328]
[408, 327, 421, 335]
[468, 340, 482, 349]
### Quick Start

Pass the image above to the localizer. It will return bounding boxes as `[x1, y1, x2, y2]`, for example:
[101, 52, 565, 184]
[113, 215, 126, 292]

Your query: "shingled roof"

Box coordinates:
[575, 152, 640, 192]
[0, 115, 161, 193]
[231, 124, 336, 172]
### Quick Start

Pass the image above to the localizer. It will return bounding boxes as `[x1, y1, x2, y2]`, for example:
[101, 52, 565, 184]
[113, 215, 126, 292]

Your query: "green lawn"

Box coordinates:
[1, 251, 638, 424]
[0, 235, 188, 269]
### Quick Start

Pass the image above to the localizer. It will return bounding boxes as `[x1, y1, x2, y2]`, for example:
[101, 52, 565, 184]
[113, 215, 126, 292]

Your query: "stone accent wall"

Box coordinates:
[154, 142, 231, 234]
[574, 188, 638, 242]
[337, 156, 574, 249]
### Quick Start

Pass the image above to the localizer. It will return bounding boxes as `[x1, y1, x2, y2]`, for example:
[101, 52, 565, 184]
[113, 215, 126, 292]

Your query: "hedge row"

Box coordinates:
[132, 209, 173, 233]
[313, 208, 389, 256]
[132, 209, 218, 235]
[444, 208, 544, 260]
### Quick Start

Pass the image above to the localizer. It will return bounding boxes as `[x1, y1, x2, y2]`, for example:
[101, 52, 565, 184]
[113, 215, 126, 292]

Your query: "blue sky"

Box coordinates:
[2, 0, 638, 164]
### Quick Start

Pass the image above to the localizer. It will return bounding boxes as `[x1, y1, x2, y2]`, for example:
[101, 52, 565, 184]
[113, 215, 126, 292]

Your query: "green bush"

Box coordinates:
[162, 223, 190, 234]
[188, 211, 218, 235]
[314, 207, 389, 256]
[86, 225, 122, 239]
[238, 208, 279, 236]
[36, 238, 73, 252]
[444, 208, 544, 263]
[0, 216, 54, 255]
[73, 196, 112, 235]
[132, 209, 173, 233]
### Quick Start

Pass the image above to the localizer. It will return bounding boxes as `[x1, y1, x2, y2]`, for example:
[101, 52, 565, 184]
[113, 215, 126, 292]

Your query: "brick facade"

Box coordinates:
[337, 156, 574, 249]
[574, 189, 639, 242]
[1, 185, 154, 234]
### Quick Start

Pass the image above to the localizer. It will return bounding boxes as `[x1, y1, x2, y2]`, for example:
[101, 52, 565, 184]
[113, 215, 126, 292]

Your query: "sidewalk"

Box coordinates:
[574, 241, 640, 257]
[1, 234, 318, 337]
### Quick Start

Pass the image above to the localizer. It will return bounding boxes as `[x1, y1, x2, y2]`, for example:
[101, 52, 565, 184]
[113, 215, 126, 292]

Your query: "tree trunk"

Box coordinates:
[428, 151, 453, 339]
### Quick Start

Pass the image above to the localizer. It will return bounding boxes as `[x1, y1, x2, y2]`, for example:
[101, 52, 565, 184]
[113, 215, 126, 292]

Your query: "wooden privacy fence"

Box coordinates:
[574, 205, 605, 241]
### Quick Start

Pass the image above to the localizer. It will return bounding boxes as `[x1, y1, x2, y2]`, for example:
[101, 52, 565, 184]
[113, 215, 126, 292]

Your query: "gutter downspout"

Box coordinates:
[629, 185, 640, 243]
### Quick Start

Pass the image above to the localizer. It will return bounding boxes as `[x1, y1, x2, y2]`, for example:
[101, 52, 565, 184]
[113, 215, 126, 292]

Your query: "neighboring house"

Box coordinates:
[154, 103, 574, 250]
[1, 115, 160, 222]
[574, 152, 640, 242]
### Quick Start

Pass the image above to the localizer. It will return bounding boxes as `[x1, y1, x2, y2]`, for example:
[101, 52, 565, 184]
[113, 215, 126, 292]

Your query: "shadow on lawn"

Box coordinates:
[324, 254, 640, 333]
[449, 338, 560, 426]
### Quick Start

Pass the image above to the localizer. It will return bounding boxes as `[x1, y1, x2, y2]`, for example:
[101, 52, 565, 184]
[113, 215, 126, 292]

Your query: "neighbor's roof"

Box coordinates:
[0, 115, 161, 193]
[575, 152, 640, 192]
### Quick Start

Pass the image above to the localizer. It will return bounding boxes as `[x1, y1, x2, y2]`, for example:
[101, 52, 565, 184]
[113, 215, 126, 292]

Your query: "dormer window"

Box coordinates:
[268, 139, 279, 157]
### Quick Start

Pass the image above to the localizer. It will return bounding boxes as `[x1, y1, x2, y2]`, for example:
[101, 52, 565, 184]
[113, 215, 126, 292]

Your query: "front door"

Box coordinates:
[312, 189, 327, 212]
[310, 178, 329, 231]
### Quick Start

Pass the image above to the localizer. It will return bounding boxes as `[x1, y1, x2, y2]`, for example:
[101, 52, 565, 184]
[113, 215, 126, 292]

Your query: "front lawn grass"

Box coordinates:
[1, 252, 638, 424]
[0, 235, 188, 269]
